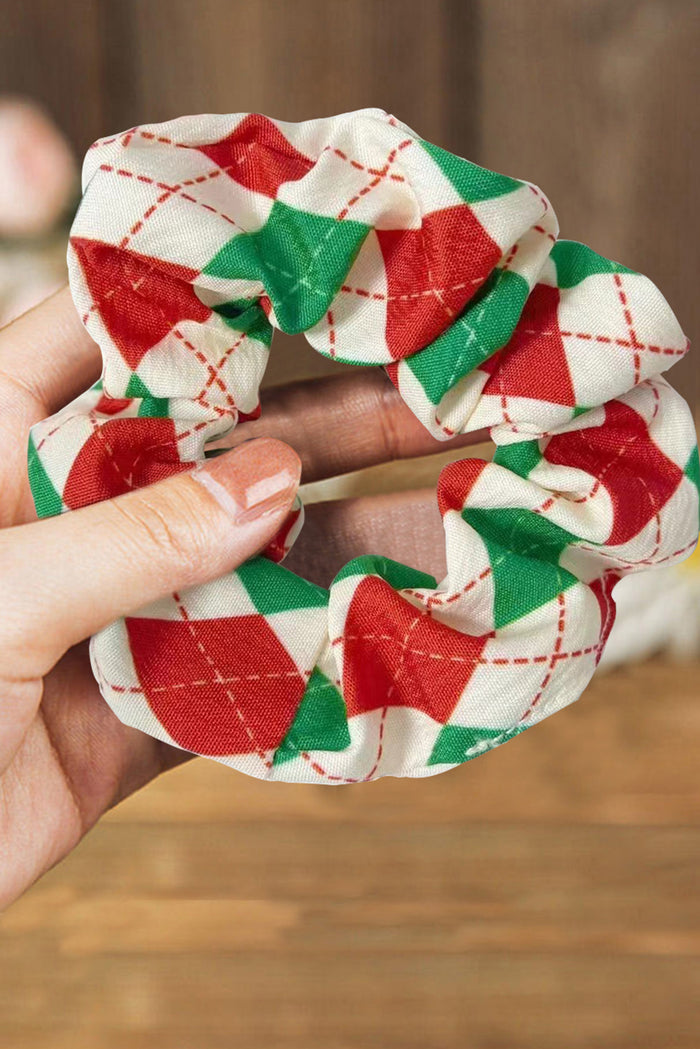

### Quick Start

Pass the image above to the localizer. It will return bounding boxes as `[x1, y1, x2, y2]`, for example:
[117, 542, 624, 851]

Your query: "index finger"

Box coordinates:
[0, 287, 101, 417]
[221, 370, 488, 484]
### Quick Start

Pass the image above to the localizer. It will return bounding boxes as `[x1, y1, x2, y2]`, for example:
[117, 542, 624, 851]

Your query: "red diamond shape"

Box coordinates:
[72, 238, 211, 370]
[376, 204, 501, 361]
[126, 613, 306, 756]
[544, 400, 683, 544]
[481, 283, 576, 407]
[342, 576, 490, 722]
[437, 458, 489, 516]
[94, 394, 133, 415]
[196, 114, 314, 198]
[63, 417, 190, 508]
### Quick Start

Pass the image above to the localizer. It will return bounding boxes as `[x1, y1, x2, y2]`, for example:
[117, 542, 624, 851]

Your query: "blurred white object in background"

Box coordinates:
[0, 97, 75, 325]
[600, 544, 700, 670]
[0, 98, 76, 237]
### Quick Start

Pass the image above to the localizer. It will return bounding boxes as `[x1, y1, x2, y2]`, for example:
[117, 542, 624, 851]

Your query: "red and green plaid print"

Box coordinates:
[28, 109, 699, 782]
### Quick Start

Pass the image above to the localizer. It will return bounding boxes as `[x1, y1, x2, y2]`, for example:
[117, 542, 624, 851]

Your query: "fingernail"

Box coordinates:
[192, 437, 301, 524]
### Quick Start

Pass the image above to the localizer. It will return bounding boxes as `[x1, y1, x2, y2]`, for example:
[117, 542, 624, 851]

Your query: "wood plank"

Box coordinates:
[0, 949, 698, 1049]
[479, 0, 700, 407]
[0, 0, 103, 153]
[5, 823, 697, 910]
[4, 824, 699, 940]
[109, 0, 454, 140]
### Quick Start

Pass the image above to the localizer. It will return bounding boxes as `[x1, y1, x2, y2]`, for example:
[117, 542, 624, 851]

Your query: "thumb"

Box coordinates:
[1, 437, 301, 678]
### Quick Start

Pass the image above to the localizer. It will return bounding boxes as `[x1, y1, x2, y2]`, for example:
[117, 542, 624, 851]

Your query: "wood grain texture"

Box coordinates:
[0, 0, 104, 153]
[479, 0, 700, 405]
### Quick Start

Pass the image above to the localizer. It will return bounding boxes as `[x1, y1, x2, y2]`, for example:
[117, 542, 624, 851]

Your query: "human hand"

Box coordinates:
[0, 288, 481, 907]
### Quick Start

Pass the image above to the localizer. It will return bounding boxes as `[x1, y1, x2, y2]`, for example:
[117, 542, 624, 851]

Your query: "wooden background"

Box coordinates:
[1, 1, 699, 1046]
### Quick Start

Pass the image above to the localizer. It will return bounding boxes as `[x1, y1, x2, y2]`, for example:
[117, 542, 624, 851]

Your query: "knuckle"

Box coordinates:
[106, 483, 215, 582]
[0, 538, 45, 670]
[377, 381, 403, 462]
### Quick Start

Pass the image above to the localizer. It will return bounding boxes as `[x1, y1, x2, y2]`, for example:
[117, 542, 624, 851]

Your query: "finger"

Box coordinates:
[221, 370, 488, 483]
[0, 286, 101, 417]
[284, 488, 445, 588]
[0, 438, 301, 686]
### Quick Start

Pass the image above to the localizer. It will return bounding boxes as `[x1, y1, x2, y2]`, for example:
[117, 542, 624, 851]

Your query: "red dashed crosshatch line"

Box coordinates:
[523, 326, 687, 359]
[34, 410, 81, 455]
[326, 308, 337, 356]
[527, 182, 551, 215]
[189, 329, 249, 413]
[171, 327, 238, 415]
[324, 136, 413, 356]
[500, 242, 520, 274]
[533, 223, 557, 245]
[577, 529, 694, 570]
[336, 138, 413, 222]
[305, 705, 389, 784]
[403, 565, 494, 609]
[172, 590, 274, 772]
[339, 277, 483, 304]
[103, 666, 309, 697]
[320, 143, 406, 181]
[613, 271, 645, 386]
[329, 634, 601, 668]
[433, 416, 456, 437]
[91, 127, 202, 152]
[96, 163, 246, 250]
[517, 590, 567, 725]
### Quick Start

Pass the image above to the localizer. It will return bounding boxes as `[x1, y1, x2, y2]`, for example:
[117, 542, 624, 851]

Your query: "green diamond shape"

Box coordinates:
[405, 269, 529, 406]
[551, 240, 634, 289]
[273, 667, 350, 765]
[125, 373, 169, 417]
[332, 554, 436, 591]
[236, 556, 329, 616]
[493, 439, 542, 480]
[28, 433, 63, 518]
[684, 446, 699, 497]
[463, 506, 580, 628]
[421, 140, 521, 203]
[203, 200, 369, 334]
[428, 723, 527, 765]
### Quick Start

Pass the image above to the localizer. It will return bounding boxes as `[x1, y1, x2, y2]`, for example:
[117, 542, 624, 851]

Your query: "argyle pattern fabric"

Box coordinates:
[28, 109, 699, 782]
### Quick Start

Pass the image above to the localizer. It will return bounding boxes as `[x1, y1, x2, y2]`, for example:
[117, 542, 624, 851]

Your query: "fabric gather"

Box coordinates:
[28, 108, 699, 782]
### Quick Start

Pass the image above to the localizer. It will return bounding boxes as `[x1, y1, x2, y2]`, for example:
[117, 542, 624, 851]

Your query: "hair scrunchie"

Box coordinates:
[28, 108, 699, 782]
